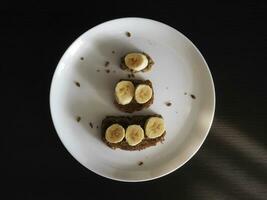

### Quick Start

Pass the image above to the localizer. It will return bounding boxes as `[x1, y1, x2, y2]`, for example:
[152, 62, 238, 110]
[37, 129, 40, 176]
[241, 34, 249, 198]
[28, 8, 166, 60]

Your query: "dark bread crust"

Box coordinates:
[101, 115, 165, 151]
[114, 79, 154, 113]
[120, 52, 154, 72]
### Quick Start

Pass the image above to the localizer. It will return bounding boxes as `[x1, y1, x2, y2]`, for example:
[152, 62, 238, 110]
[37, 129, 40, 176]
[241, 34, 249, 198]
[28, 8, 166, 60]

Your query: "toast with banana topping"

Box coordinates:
[114, 79, 154, 113]
[102, 115, 166, 151]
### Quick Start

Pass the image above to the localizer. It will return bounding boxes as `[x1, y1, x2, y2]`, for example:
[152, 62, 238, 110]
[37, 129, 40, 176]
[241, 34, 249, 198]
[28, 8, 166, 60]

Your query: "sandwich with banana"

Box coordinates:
[114, 79, 154, 113]
[121, 52, 154, 72]
[102, 115, 166, 150]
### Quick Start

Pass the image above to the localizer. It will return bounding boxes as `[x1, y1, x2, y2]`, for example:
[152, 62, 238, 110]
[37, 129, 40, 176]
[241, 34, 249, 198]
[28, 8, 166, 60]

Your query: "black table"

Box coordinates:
[2, 2, 267, 199]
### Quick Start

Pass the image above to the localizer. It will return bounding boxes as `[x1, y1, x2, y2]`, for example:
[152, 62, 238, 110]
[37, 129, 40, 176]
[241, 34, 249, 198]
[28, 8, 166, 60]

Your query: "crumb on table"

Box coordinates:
[106, 69, 110, 73]
[89, 122, 93, 128]
[80, 57, 84, 60]
[112, 50, 115, 54]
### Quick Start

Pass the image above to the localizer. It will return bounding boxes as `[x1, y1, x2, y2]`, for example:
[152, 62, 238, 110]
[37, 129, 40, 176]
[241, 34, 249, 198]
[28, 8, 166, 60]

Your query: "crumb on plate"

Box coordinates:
[126, 31, 131, 37]
[74, 81, 80, 87]
[105, 61, 110, 67]
[190, 94, 196, 99]
[76, 116, 81, 122]
[165, 102, 172, 107]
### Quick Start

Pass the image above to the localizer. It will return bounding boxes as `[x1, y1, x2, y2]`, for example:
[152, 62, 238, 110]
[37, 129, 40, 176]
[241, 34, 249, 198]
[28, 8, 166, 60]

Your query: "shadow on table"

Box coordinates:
[186, 117, 267, 200]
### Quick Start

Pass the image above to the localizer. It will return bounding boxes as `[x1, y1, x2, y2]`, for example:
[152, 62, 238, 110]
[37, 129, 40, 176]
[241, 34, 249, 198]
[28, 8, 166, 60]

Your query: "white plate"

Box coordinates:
[50, 18, 215, 182]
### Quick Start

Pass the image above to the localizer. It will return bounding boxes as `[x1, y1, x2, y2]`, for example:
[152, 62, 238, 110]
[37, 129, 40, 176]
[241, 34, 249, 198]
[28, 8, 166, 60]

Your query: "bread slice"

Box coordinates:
[114, 79, 154, 113]
[101, 115, 165, 151]
[120, 52, 154, 72]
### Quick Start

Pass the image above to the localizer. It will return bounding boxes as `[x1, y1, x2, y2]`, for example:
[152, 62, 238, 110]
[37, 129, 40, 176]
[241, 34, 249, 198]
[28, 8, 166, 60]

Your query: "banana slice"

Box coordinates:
[145, 117, 165, 139]
[125, 125, 144, 146]
[105, 124, 125, 143]
[124, 53, 148, 71]
[135, 84, 153, 104]
[115, 81, 135, 105]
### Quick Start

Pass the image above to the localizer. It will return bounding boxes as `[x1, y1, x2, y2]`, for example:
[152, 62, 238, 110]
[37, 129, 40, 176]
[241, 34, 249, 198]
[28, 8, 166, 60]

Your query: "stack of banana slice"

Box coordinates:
[115, 81, 153, 105]
[105, 117, 165, 146]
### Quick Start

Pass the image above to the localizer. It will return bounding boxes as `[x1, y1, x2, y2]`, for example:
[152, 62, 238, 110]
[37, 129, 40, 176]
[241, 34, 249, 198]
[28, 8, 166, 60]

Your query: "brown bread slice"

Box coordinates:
[114, 79, 154, 113]
[101, 115, 165, 151]
[120, 52, 154, 72]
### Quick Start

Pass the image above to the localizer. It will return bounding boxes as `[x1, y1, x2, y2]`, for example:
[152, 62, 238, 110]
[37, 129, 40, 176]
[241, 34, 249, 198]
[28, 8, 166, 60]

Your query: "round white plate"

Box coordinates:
[50, 17, 215, 182]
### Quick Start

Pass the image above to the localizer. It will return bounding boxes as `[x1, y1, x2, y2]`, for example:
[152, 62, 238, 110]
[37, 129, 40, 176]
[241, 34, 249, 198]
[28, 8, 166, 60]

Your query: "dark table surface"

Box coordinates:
[2, 2, 267, 200]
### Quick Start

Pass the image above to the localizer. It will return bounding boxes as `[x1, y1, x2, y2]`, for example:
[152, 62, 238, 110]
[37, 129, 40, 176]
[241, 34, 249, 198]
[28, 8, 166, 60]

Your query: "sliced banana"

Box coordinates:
[105, 124, 125, 143]
[145, 117, 165, 139]
[115, 81, 135, 105]
[124, 53, 148, 71]
[125, 125, 144, 146]
[135, 84, 153, 104]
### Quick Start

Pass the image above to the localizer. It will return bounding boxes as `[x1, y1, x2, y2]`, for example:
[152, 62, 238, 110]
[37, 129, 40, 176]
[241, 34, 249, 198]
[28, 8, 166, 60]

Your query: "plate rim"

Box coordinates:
[49, 17, 216, 182]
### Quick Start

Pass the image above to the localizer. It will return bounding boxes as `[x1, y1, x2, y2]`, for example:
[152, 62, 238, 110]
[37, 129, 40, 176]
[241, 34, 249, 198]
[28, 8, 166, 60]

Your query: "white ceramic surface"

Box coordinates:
[50, 18, 215, 182]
